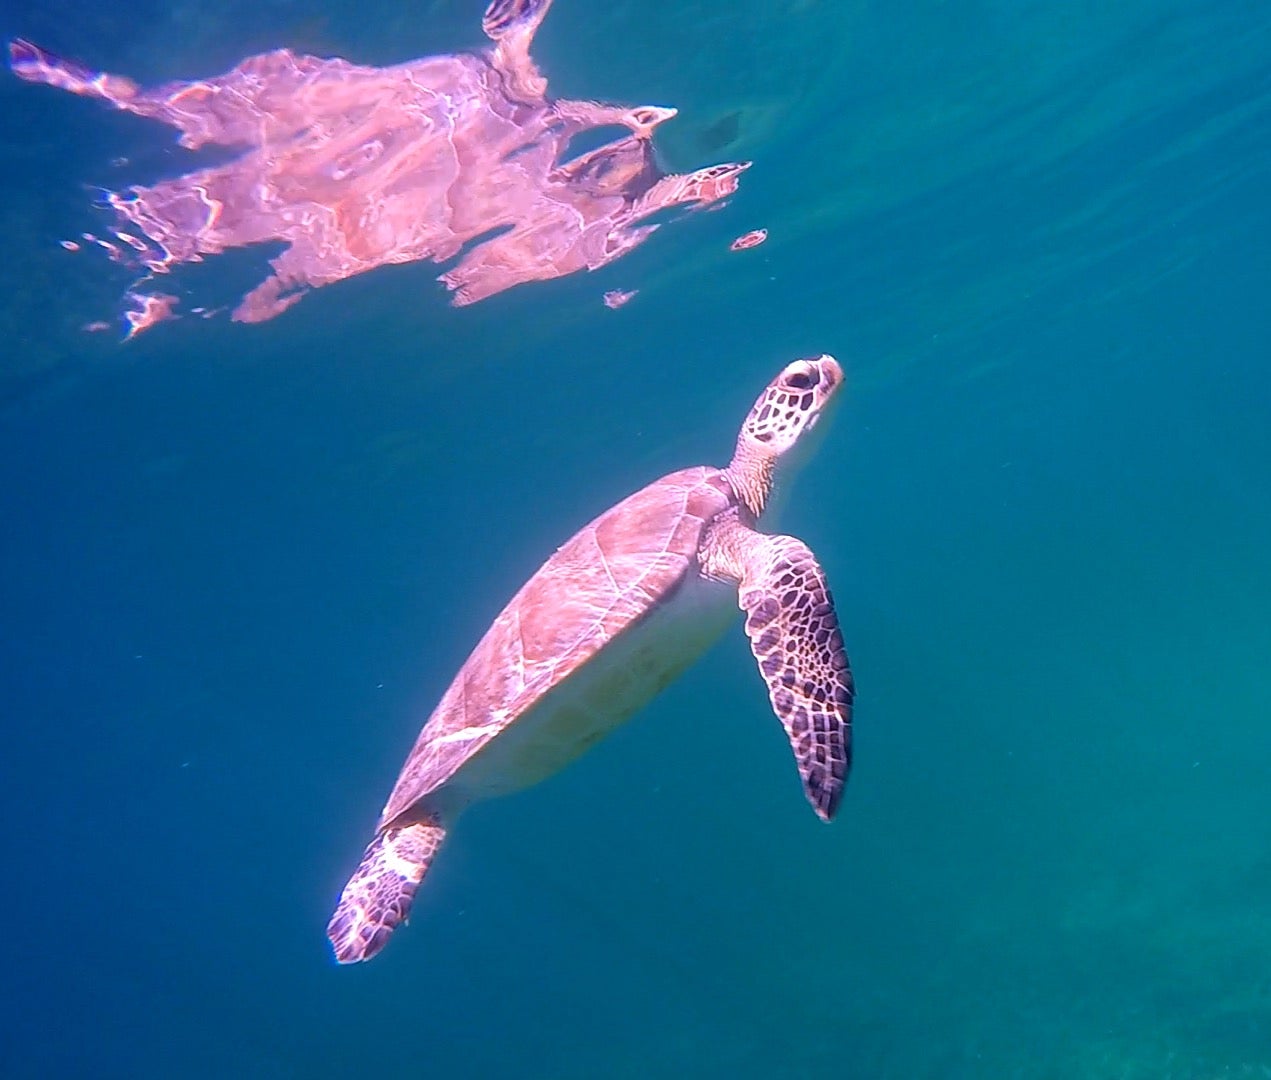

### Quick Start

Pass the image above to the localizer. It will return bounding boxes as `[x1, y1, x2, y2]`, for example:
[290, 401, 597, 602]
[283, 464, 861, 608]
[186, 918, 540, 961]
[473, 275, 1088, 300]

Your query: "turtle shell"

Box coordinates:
[377, 465, 737, 826]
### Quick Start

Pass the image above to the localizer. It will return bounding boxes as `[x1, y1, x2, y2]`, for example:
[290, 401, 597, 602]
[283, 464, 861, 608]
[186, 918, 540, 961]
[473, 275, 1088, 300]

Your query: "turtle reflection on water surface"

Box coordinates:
[7, 0, 749, 334]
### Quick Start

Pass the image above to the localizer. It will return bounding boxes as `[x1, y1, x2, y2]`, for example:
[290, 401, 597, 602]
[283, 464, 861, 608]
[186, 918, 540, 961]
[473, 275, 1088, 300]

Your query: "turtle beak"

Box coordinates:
[780, 354, 842, 395]
[811, 354, 843, 390]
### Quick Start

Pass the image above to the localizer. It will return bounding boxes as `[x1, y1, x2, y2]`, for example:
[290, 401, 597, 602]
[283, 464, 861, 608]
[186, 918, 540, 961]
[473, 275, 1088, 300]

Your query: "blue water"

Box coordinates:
[2, 1, 1270, 1076]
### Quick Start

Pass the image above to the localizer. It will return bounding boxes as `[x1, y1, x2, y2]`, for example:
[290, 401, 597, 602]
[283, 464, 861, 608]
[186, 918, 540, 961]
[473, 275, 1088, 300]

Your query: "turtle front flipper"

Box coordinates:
[702, 523, 854, 821]
[327, 822, 447, 963]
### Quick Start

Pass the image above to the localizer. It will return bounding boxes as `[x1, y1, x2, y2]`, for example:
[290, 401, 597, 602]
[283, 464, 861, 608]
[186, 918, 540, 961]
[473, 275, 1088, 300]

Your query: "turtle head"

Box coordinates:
[728, 354, 844, 519]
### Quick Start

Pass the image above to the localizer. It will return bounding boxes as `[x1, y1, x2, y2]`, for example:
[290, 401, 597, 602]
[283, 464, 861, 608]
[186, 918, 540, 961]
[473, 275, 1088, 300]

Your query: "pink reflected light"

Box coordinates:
[729, 228, 768, 252]
[8, 0, 749, 337]
[603, 289, 638, 309]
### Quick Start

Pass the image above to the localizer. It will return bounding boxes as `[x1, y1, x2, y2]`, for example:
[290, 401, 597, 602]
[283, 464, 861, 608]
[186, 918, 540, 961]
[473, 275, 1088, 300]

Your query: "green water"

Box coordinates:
[1, 1, 1269, 1076]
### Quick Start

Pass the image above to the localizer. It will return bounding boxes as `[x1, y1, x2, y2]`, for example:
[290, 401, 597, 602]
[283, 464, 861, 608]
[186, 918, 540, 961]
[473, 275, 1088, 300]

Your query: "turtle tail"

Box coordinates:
[326, 822, 447, 963]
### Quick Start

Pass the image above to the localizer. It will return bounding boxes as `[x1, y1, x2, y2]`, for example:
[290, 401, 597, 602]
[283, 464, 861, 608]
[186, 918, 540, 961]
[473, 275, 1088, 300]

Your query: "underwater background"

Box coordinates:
[1, 0, 1269, 1076]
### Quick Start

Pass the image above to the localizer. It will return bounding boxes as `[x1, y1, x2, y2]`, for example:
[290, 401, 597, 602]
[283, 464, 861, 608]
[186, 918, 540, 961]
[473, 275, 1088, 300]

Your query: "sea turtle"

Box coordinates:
[328, 354, 854, 963]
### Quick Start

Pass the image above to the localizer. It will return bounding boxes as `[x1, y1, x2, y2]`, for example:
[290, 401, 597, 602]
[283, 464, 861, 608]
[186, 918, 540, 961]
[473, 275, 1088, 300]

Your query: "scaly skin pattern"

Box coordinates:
[735, 533, 853, 822]
[327, 822, 447, 964]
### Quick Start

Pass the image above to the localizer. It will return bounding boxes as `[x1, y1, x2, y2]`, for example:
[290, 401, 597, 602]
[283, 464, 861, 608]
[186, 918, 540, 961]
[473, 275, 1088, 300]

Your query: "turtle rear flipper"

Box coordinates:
[327, 822, 447, 963]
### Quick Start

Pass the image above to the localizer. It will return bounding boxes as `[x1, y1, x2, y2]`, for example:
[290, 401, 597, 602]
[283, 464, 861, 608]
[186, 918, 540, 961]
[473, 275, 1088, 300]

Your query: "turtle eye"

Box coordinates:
[786, 369, 817, 391]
